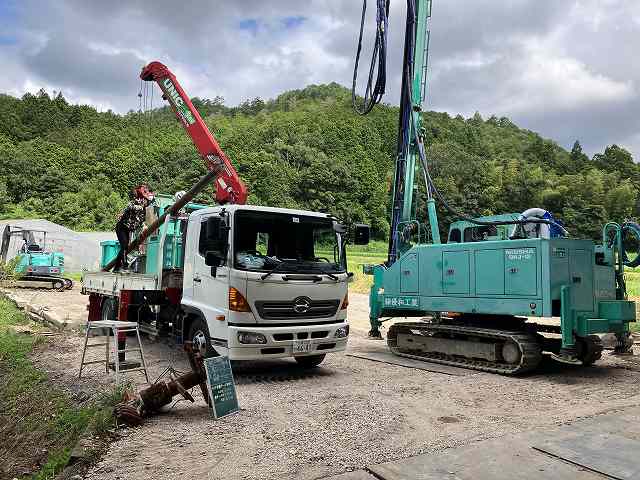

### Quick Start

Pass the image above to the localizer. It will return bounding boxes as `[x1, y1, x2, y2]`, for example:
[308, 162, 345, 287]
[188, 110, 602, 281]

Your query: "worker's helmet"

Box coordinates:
[134, 184, 154, 201]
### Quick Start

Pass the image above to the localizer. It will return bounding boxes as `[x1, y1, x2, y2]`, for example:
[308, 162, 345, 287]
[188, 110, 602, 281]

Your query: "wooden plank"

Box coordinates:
[346, 350, 474, 376]
[370, 436, 606, 480]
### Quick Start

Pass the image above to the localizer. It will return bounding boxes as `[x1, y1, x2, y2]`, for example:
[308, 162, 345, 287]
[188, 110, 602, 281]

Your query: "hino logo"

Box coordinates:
[293, 296, 311, 314]
[162, 78, 196, 125]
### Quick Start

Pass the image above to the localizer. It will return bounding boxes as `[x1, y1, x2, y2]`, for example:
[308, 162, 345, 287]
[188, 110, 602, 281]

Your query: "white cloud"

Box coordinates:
[507, 42, 634, 113]
[1, 0, 639, 159]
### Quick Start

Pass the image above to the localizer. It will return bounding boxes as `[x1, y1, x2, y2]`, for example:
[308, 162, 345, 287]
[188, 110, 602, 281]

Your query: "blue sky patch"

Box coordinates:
[238, 18, 259, 34]
[283, 16, 306, 29]
[238, 16, 307, 35]
[0, 35, 17, 46]
[0, 0, 18, 21]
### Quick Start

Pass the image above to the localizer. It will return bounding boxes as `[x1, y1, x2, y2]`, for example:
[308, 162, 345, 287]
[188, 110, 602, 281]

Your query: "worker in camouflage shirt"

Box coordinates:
[113, 184, 154, 271]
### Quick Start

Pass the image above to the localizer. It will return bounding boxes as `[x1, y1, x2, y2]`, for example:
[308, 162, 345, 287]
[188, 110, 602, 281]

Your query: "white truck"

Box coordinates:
[82, 61, 369, 367]
[83, 201, 367, 367]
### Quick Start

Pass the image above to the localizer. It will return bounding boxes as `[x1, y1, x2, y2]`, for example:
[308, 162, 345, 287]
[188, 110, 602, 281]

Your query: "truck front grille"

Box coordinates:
[255, 299, 340, 320]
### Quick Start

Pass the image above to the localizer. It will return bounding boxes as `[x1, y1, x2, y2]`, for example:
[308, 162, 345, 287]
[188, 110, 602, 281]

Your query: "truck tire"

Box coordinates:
[188, 317, 218, 358]
[294, 354, 326, 368]
[101, 297, 118, 321]
[101, 297, 124, 361]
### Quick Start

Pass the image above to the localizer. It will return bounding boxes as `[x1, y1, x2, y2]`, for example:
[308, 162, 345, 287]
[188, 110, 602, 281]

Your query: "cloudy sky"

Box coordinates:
[1, 0, 638, 158]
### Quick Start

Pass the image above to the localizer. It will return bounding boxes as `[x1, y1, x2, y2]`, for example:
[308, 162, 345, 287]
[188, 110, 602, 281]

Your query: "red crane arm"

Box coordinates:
[140, 61, 248, 205]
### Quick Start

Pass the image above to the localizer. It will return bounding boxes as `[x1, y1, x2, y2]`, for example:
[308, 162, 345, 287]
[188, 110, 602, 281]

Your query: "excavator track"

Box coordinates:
[1, 276, 74, 291]
[387, 322, 543, 375]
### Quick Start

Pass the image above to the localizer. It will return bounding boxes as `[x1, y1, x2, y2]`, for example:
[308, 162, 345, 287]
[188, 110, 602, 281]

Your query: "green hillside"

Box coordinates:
[0, 84, 637, 241]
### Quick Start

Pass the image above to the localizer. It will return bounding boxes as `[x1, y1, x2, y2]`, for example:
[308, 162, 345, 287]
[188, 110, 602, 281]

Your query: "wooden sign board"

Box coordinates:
[204, 356, 239, 419]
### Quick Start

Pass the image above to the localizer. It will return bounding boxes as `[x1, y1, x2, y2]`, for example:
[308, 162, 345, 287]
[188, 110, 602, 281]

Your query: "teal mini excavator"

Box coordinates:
[353, 0, 637, 374]
[1, 225, 73, 291]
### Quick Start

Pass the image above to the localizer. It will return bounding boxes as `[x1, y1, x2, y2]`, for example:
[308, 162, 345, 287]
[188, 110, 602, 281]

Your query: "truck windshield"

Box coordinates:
[233, 210, 345, 274]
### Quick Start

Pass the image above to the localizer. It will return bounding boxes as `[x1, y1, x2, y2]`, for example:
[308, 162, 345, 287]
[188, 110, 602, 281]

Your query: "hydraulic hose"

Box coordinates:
[622, 222, 640, 268]
[352, 0, 390, 115]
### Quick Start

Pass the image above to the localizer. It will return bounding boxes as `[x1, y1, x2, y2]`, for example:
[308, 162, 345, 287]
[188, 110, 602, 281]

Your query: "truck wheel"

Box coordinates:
[101, 297, 118, 321]
[294, 354, 326, 368]
[188, 317, 217, 358]
[100, 297, 122, 359]
[53, 279, 65, 291]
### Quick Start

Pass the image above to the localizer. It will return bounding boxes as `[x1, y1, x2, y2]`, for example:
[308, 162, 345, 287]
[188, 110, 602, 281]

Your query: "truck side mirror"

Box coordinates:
[205, 251, 223, 267]
[205, 217, 228, 244]
[353, 224, 370, 245]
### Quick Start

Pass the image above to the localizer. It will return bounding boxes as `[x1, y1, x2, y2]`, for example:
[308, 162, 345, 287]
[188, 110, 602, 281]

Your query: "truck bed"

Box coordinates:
[82, 271, 160, 296]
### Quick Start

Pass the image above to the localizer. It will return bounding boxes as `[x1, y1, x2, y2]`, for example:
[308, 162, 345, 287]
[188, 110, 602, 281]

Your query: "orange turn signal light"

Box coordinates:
[340, 291, 349, 310]
[229, 287, 252, 312]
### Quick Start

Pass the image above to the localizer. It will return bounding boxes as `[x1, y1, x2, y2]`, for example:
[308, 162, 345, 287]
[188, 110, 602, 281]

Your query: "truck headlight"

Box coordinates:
[237, 332, 267, 344]
[334, 325, 349, 338]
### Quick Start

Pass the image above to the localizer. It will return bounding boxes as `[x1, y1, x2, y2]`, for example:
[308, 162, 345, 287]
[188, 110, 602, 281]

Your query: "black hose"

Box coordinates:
[622, 222, 640, 268]
[352, 0, 390, 115]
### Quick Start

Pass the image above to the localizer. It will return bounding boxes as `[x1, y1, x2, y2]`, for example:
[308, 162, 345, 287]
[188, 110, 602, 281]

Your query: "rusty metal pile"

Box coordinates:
[115, 342, 209, 426]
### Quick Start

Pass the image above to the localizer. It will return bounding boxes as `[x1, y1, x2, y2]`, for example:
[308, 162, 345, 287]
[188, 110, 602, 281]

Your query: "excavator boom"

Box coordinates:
[140, 61, 248, 205]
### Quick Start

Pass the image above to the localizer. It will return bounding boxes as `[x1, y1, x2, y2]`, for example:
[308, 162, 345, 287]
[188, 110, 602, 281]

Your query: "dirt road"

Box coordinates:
[0, 284, 87, 327]
[7, 286, 640, 480]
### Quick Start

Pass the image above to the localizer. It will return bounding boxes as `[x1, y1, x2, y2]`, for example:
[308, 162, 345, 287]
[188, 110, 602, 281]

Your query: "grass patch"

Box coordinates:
[0, 297, 123, 479]
[346, 244, 387, 294]
[625, 269, 640, 297]
[65, 272, 84, 283]
[314, 243, 387, 294]
[624, 269, 640, 332]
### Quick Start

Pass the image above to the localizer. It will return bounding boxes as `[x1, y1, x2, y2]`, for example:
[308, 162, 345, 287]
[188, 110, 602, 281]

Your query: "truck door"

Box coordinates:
[193, 216, 229, 343]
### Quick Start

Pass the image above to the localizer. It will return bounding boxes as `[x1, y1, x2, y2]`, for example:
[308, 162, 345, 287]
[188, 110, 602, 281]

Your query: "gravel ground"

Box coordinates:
[6, 287, 640, 480]
[32, 330, 640, 480]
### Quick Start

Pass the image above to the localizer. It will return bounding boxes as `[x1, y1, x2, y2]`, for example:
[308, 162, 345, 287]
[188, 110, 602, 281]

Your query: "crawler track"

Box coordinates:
[1, 276, 74, 291]
[387, 322, 543, 375]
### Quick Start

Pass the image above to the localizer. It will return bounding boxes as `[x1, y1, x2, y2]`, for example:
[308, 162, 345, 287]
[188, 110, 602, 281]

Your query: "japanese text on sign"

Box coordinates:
[204, 356, 240, 419]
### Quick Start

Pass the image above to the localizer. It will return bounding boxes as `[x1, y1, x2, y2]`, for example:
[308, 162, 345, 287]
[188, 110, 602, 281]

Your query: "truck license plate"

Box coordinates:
[292, 339, 313, 354]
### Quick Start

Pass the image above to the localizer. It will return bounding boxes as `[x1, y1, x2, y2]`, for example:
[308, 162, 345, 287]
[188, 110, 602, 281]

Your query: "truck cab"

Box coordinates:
[181, 205, 350, 364]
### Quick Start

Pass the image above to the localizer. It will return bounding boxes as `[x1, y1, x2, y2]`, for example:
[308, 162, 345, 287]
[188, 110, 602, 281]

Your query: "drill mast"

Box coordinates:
[388, 0, 439, 264]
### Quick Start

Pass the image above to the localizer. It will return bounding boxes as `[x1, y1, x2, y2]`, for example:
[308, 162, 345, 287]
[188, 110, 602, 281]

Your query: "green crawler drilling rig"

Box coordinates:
[353, 0, 636, 374]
